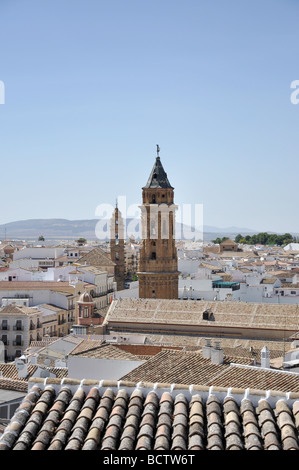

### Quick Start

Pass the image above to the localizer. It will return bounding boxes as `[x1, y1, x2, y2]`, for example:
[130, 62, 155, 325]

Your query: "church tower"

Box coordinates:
[138, 146, 179, 299]
[110, 202, 125, 291]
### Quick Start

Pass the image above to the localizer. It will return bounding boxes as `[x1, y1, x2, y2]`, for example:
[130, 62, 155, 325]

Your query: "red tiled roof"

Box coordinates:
[1, 378, 299, 450]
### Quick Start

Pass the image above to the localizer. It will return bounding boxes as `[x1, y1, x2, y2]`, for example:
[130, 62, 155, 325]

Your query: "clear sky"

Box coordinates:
[0, 0, 299, 234]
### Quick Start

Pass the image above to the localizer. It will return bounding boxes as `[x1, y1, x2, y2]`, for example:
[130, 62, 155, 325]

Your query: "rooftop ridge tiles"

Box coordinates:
[26, 377, 299, 409]
[4, 376, 299, 451]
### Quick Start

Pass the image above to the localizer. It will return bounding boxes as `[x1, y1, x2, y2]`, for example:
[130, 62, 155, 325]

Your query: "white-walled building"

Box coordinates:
[0, 303, 42, 361]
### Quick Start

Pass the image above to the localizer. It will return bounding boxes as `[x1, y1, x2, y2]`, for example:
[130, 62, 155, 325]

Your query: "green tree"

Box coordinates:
[76, 237, 87, 246]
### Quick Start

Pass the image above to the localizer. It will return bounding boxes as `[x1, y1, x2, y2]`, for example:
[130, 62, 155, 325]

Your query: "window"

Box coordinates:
[291, 291, 296, 295]
[151, 252, 156, 260]
[150, 220, 156, 236]
[84, 307, 89, 318]
[1, 335, 7, 345]
[162, 220, 168, 237]
[15, 320, 22, 331]
[2, 320, 8, 330]
[15, 335, 22, 346]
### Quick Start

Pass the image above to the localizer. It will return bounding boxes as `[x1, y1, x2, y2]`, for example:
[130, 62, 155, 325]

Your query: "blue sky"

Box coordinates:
[0, 0, 299, 233]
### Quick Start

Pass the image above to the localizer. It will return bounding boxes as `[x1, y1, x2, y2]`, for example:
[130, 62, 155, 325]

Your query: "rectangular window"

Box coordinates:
[15, 335, 22, 346]
[1, 335, 8, 345]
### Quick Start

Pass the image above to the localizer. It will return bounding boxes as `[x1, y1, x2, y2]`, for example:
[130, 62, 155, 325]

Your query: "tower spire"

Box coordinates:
[143, 147, 173, 189]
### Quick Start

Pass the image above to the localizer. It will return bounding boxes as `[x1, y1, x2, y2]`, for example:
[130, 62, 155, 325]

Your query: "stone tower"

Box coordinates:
[77, 290, 97, 326]
[138, 147, 179, 299]
[110, 203, 125, 291]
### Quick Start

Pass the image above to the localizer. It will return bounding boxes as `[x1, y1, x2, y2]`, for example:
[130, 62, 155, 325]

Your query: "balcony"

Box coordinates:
[212, 281, 240, 291]
[92, 288, 114, 298]
[13, 325, 24, 331]
[13, 340, 23, 346]
[0, 325, 9, 331]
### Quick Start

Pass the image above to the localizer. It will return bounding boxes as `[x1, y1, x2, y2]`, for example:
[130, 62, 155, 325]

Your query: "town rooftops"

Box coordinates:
[120, 348, 299, 393]
[104, 298, 299, 332]
[0, 280, 93, 292]
[76, 248, 115, 267]
[0, 303, 39, 316]
[220, 238, 238, 246]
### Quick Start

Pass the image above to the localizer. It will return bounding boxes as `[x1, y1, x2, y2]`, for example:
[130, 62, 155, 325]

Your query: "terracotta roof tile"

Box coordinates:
[3, 378, 299, 451]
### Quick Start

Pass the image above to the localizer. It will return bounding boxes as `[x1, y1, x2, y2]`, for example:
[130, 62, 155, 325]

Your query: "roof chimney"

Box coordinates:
[15, 355, 28, 379]
[202, 338, 212, 359]
[261, 346, 270, 368]
[210, 341, 224, 365]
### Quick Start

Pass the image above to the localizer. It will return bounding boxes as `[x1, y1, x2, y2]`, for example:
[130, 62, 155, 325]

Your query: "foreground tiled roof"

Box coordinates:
[1, 378, 299, 450]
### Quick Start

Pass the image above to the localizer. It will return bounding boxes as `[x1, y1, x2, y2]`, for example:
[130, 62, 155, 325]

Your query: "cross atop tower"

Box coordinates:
[156, 144, 160, 157]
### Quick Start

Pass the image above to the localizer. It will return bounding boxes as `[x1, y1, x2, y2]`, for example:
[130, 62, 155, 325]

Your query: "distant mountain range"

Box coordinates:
[0, 218, 275, 242]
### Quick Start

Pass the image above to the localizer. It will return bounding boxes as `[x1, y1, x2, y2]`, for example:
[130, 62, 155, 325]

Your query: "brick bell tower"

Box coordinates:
[138, 146, 179, 299]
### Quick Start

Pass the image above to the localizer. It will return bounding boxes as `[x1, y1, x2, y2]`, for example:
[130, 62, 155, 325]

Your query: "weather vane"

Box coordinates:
[156, 144, 160, 157]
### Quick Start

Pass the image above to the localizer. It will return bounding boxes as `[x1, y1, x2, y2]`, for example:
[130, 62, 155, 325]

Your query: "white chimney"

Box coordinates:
[202, 339, 212, 359]
[261, 346, 270, 368]
[211, 341, 224, 365]
[15, 355, 28, 379]
[30, 355, 37, 365]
